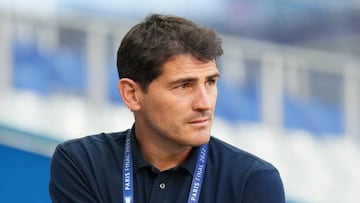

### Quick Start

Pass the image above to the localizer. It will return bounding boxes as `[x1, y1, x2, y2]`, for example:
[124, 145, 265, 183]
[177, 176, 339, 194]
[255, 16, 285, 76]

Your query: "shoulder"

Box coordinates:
[52, 130, 129, 163]
[50, 130, 130, 202]
[206, 137, 285, 201]
[59, 130, 127, 150]
[208, 136, 278, 172]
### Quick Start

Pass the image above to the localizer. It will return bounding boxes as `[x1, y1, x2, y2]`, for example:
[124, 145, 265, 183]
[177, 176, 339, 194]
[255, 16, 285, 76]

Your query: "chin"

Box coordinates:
[193, 133, 211, 146]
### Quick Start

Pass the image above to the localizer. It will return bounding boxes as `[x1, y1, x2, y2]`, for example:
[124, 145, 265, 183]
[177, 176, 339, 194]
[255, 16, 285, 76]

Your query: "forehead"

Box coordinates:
[160, 54, 218, 78]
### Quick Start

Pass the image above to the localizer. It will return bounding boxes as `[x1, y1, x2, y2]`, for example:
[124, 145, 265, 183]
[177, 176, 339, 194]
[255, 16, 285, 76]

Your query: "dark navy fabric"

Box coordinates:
[49, 127, 285, 203]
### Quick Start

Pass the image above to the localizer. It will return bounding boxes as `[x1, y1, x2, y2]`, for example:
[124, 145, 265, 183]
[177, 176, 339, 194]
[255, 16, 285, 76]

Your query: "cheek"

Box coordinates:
[144, 96, 174, 117]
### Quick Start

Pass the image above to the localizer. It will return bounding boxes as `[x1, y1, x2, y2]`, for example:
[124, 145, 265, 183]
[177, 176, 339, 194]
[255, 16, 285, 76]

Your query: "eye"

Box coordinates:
[206, 78, 217, 86]
[177, 83, 188, 90]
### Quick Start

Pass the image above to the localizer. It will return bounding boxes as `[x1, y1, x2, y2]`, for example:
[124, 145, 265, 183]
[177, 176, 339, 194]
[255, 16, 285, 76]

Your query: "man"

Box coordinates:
[49, 13, 285, 203]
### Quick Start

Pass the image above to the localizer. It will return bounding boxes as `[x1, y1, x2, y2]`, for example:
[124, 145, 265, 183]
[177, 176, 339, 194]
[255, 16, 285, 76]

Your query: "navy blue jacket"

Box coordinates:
[49, 127, 285, 203]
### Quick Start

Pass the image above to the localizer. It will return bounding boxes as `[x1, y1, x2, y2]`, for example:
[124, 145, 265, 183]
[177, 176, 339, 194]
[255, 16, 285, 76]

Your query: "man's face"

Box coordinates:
[135, 54, 219, 147]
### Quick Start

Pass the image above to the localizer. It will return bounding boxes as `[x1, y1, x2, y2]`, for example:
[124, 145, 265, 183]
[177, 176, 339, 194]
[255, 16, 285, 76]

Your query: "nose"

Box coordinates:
[192, 86, 212, 112]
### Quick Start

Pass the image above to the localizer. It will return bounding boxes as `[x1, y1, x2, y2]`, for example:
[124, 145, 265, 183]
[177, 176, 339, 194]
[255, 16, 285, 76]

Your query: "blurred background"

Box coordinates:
[1, 0, 360, 202]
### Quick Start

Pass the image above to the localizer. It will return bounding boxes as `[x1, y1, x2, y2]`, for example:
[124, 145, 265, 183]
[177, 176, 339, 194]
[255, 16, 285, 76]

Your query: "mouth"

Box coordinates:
[187, 117, 210, 127]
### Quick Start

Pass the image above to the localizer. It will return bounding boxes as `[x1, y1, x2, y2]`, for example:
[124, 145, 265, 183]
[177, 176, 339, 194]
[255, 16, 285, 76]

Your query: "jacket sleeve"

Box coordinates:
[241, 169, 285, 203]
[49, 144, 99, 203]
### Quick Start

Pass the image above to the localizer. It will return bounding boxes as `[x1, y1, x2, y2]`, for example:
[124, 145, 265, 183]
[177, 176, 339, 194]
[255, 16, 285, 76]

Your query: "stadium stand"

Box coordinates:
[1, 1, 360, 202]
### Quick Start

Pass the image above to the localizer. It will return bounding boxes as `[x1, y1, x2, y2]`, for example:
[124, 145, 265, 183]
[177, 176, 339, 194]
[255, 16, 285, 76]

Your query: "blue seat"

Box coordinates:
[51, 48, 87, 95]
[283, 94, 343, 135]
[216, 81, 261, 123]
[304, 101, 343, 135]
[283, 95, 309, 131]
[12, 40, 54, 95]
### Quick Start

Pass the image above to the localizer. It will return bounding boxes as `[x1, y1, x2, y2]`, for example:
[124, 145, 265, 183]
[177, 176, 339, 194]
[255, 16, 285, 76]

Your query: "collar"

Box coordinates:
[129, 125, 200, 176]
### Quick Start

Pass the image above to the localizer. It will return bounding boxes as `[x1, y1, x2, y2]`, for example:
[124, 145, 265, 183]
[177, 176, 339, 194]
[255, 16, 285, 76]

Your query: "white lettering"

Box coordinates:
[199, 148, 206, 163]
[124, 171, 131, 190]
[191, 182, 200, 201]
[194, 164, 204, 182]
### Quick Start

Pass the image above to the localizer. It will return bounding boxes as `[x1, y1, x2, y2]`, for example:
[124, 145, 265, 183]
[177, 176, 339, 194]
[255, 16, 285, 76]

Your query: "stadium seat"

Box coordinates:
[51, 48, 87, 95]
[216, 80, 261, 123]
[12, 40, 54, 95]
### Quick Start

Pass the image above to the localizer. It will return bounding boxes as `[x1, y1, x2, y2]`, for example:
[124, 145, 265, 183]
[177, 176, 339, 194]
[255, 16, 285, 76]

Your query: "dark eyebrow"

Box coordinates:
[168, 72, 220, 87]
[206, 73, 220, 80]
[168, 77, 198, 87]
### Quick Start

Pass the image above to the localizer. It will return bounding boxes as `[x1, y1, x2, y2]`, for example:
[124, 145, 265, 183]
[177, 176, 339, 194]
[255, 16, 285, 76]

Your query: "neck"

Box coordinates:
[135, 132, 192, 172]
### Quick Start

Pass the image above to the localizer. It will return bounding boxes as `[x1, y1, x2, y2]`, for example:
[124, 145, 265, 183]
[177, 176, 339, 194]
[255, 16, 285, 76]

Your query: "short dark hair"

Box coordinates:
[116, 13, 223, 91]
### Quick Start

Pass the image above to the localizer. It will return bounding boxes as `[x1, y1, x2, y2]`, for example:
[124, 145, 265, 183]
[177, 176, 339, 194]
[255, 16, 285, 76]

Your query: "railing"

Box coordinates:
[1, 11, 359, 139]
[221, 35, 360, 138]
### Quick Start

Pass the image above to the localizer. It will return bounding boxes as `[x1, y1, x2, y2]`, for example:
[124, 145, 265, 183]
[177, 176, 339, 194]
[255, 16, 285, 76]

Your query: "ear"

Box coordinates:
[118, 78, 142, 111]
